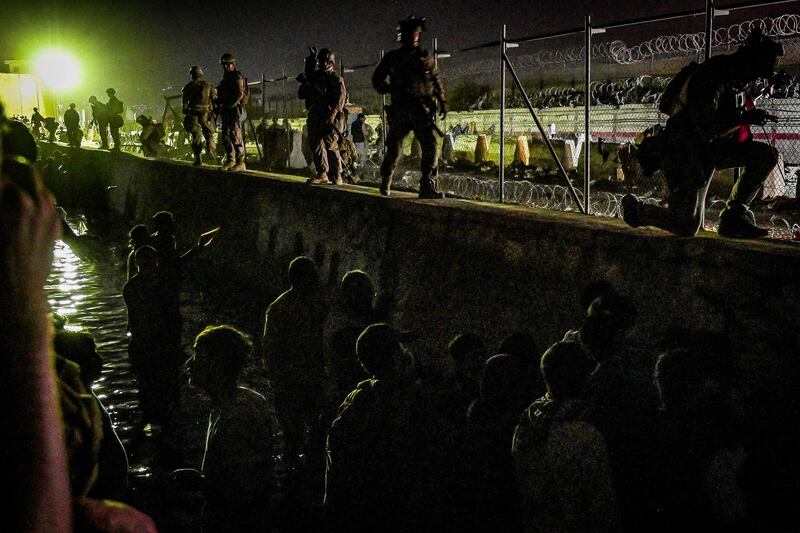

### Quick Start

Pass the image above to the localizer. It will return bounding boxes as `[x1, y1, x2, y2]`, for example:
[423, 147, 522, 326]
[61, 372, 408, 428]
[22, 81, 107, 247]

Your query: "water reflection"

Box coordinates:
[46, 240, 142, 446]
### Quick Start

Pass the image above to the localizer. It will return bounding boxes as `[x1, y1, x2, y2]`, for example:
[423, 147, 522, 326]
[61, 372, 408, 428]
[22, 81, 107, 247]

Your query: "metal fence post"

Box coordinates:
[283, 68, 290, 169]
[261, 72, 266, 117]
[380, 50, 387, 156]
[584, 15, 592, 215]
[500, 25, 506, 203]
[704, 0, 714, 60]
[503, 55, 586, 214]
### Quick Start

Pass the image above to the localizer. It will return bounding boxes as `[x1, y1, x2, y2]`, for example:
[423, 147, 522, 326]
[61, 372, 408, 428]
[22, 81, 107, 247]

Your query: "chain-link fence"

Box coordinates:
[410, 5, 800, 239]
[148, 3, 800, 239]
[582, 11, 800, 236]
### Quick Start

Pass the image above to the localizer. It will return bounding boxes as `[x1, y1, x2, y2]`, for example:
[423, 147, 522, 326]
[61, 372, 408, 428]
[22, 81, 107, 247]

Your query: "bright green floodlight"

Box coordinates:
[34, 50, 80, 91]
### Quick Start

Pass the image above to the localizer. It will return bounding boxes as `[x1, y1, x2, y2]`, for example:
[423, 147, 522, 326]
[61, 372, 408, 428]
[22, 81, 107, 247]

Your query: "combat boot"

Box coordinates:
[221, 158, 236, 171]
[380, 175, 392, 196]
[229, 158, 247, 172]
[621, 194, 642, 227]
[307, 172, 328, 184]
[718, 205, 768, 239]
[332, 174, 343, 185]
[192, 151, 202, 166]
[418, 177, 444, 199]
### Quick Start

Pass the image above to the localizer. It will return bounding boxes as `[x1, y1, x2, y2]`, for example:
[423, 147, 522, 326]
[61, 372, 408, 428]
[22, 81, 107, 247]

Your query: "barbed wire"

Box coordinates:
[447, 14, 800, 77]
[359, 170, 798, 240]
[611, 13, 800, 64]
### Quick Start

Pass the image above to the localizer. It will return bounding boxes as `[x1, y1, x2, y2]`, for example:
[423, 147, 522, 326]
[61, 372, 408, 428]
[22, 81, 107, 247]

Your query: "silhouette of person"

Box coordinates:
[262, 256, 327, 464]
[123, 245, 183, 426]
[623, 29, 784, 238]
[185, 325, 275, 532]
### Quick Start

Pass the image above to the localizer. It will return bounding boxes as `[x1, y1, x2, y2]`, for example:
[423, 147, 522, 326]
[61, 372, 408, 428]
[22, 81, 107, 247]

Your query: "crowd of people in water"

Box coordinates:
[7, 203, 792, 532]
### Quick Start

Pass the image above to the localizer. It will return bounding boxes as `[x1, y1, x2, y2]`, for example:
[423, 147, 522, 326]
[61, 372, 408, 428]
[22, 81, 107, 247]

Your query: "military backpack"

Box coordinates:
[658, 61, 699, 117]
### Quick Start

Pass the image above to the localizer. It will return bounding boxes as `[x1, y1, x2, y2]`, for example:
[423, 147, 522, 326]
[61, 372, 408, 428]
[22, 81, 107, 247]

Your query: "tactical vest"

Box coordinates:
[108, 97, 123, 116]
[386, 48, 438, 101]
[218, 70, 247, 107]
[185, 80, 214, 113]
[306, 70, 342, 110]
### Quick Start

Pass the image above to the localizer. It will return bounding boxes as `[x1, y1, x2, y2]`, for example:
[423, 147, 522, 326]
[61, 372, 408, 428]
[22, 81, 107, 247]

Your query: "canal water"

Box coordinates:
[46, 238, 143, 444]
[44, 224, 298, 528]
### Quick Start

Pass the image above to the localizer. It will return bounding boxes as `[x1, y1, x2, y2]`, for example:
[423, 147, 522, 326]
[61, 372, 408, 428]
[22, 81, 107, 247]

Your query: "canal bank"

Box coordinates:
[42, 145, 800, 422]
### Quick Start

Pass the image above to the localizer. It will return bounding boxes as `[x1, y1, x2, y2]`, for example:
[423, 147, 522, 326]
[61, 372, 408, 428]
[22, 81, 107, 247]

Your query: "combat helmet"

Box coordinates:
[220, 53, 236, 65]
[741, 28, 784, 58]
[738, 28, 784, 78]
[190, 65, 205, 78]
[316, 48, 335, 70]
[397, 15, 426, 41]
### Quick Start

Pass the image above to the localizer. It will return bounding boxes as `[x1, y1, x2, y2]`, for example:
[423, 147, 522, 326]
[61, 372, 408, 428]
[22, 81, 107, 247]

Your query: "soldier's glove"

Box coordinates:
[439, 102, 447, 121]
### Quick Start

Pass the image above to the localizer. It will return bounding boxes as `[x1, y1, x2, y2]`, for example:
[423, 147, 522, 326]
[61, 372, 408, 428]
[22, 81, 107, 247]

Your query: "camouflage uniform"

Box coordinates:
[299, 54, 347, 183]
[106, 92, 124, 150]
[89, 98, 109, 149]
[64, 107, 81, 148]
[44, 117, 58, 143]
[625, 30, 783, 238]
[136, 116, 164, 157]
[633, 55, 778, 237]
[217, 68, 247, 166]
[31, 109, 45, 138]
[373, 35, 446, 197]
[182, 71, 217, 164]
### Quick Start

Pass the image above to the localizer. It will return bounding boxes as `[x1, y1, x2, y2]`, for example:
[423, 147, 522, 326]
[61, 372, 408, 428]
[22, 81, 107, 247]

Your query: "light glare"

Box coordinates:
[34, 50, 80, 91]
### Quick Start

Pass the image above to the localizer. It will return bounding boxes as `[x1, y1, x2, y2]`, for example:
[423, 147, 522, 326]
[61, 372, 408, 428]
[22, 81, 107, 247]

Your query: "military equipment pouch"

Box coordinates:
[242, 79, 251, 105]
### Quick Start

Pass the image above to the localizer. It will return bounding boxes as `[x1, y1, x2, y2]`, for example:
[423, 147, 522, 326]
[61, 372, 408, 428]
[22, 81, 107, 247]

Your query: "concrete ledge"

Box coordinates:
[43, 146, 800, 419]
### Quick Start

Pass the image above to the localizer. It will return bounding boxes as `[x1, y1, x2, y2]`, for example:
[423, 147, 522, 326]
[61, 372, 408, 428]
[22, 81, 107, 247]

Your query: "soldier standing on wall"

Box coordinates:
[182, 66, 217, 166]
[372, 16, 447, 198]
[106, 88, 124, 151]
[216, 53, 248, 172]
[64, 103, 81, 148]
[297, 47, 347, 185]
[88, 96, 109, 149]
[31, 107, 45, 139]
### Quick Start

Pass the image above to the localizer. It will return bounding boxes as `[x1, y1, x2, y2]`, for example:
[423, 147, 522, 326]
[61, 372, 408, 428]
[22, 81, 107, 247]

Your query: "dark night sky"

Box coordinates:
[1, 0, 788, 105]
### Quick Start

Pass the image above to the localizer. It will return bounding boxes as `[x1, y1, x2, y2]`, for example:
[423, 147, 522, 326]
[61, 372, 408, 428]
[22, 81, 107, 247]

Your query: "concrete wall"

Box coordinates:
[46, 147, 800, 419]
